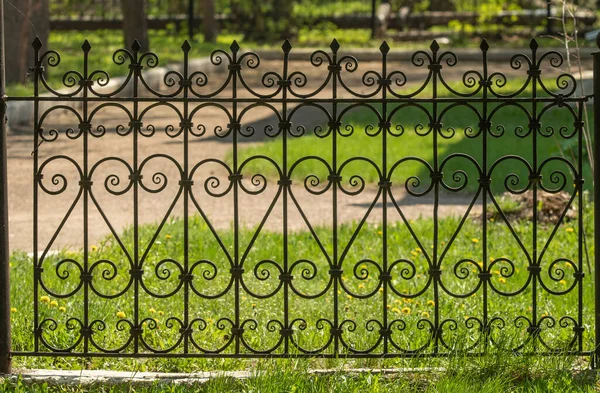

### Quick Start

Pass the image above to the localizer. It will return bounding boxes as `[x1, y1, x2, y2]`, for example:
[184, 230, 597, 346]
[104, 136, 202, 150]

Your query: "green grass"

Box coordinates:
[233, 79, 593, 195]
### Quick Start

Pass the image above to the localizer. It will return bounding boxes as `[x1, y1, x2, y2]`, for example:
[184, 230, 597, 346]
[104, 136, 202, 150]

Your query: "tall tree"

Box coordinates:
[4, 0, 49, 84]
[203, 0, 217, 43]
[122, 0, 149, 51]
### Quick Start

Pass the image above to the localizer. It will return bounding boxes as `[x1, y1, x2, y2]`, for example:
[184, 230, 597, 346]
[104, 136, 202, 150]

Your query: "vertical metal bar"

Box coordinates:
[81, 40, 91, 354]
[530, 39, 539, 353]
[546, 0, 553, 36]
[380, 41, 389, 354]
[330, 39, 339, 355]
[0, 0, 11, 375]
[231, 41, 240, 355]
[281, 40, 290, 354]
[430, 40, 440, 354]
[131, 40, 140, 354]
[592, 38, 600, 368]
[182, 40, 191, 353]
[577, 102, 583, 354]
[32, 37, 41, 355]
[480, 39, 489, 353]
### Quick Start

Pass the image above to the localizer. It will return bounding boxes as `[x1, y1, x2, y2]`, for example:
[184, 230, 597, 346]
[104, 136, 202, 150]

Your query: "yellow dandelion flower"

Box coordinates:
[386, 304, 391, 309]
[565, 227, 574, 233]
[50, 300, 58, 307]
[358, 284, 365, 289]
[541, 312, 548, 318]
[165, 234, 172, 240]
[394, 299, 402, 304]
[10, 308, 17, 313]
[158, 310, 164, 316]
[91, 245, 98, 252]
[379, 287, 384, 292]
[59, 306, 66, 312]
[471, 238, 479, 243]
[427, 300, 435, 307]
[347, 294, 353, 300]
[477, 261, 483, 268]
[411, 251, 418, 257]
[559, 279, 567, 286]
[401, 307, 411, 315]
[377, 230, 383, 236]
[528, 306, 532, 312]
[490, 217, 495, 222]
[360, 264, 367, 270]
[392, 307, 401, 314]
[116, 311, 126, 319]
[251, 303, 257, 308]
[149, 308, 156, 313]
[464, 315, 470, 319]
[499, 277, 506, 284]
[421, 311, 430, 318]
[489, 257, 495, 262]
[40, 296, 50, 304]
[404, 298, 413, 303]
[415, 248, 422, 253]
[492, 270, 500, 275]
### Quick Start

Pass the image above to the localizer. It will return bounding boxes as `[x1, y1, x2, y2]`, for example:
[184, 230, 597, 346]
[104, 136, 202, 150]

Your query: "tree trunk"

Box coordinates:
[203, 0, 217, 43]
[4, 0, 49, 84]
[122, 0, 149, 51]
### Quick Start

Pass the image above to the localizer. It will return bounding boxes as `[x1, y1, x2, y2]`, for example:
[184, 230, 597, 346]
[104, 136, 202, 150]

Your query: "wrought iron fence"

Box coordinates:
[0, 31, 599, 370]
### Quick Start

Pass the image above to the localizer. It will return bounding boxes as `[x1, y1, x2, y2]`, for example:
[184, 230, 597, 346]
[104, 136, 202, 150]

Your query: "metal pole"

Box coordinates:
[593, 33, 600, 369]
[371, 0, 376, 39]
[546, 0, 553, 35]
[0, 0, 12, 375]
[188, 0, 194, 40]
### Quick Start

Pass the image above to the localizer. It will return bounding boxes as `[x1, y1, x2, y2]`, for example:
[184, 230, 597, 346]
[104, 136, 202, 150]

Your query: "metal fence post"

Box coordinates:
[0, 0, 12, 375]
[593, 34, 600, 369]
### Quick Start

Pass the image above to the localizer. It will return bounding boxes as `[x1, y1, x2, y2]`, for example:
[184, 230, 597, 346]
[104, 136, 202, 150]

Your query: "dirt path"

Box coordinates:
[7, 57, 588, 252]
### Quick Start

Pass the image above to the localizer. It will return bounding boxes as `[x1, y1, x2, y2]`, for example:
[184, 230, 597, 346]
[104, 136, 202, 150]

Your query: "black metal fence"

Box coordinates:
[1, 26, 599, 372]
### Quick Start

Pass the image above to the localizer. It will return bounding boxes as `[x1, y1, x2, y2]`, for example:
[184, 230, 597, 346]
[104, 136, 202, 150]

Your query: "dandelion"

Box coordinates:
[401, 307, 411, 315]
[394, 299, 402, 304]
[166, 234, 172, 240]
[427, 300, 435, 307]
[464, 315, 470, 319]
[377, 230, 383, 236]
[559, 280, 567, 286]
[346, 294, 353, 300]
[158, 311, 164, 316]
[40, 296, 50, 304]
[489, 257, 495, 262]
[386, 304, 391, 309]
[566, 227, 574, 233]
[471, 238, 479, 244]
[392, 307, 401, 314]
[10, 308, 17, 313]
[421, 311, 430, 318]
[541, 312, 548, 318]
[499, 277, 506, 284]
[50, 300, 58, 307]
[379, 287, 384, 293]
[91, 245, 98, 252]
[528, 306, 532, 312]
[149, 308, 156, 314]
[251, 303, 257, 308]
[358, 284, 365, 289]
[490, 217, 495, 222]
[411, 251, 418, 257]
[59, 306, 66, 313]
[492, 270, 500, 275]
[116, 311, 126, 319]
[415, 248, 422, 253]
[477, 261, 483, 268]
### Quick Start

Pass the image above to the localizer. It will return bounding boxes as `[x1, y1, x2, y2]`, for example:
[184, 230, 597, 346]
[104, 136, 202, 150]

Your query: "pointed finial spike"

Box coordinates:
[380, 41, 390, 54]
[529, 38, 539, 51]
[430, 40, 440, 52]
[480, 39, 489, 52]
[32, 37, 42, 50]
[131, 39, 141, 52]
[282, 39, 292, 53]
[81, 40, 91, 52]
[230, 40, 240, 53]
[330, 38, 340, 53]
[182, 40, 191, 52]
